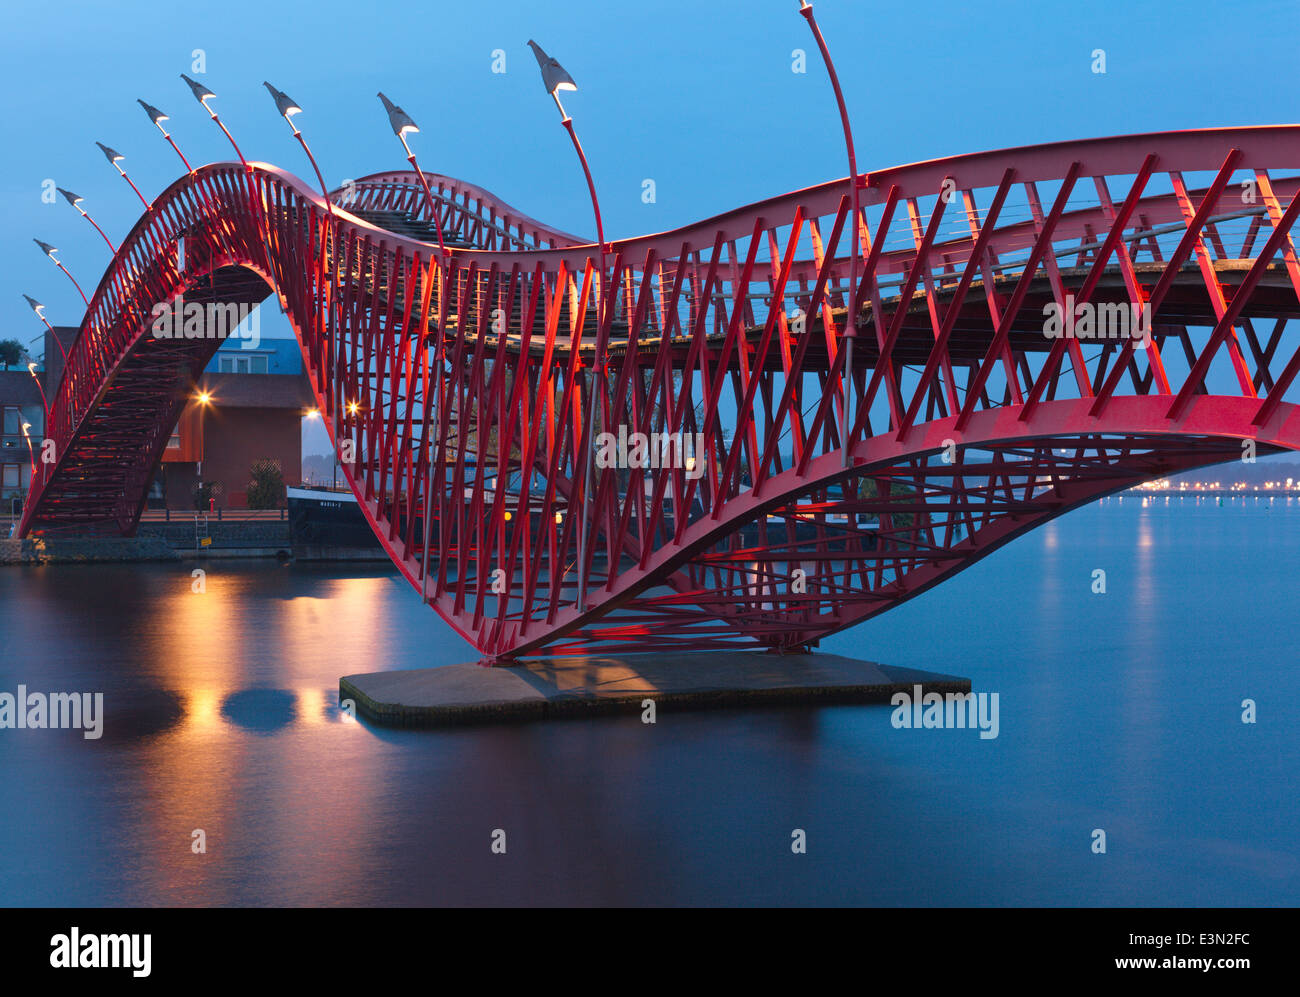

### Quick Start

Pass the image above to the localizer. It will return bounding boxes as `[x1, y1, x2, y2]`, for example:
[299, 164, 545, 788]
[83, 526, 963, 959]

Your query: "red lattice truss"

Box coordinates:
[19, 126, 1300, 660]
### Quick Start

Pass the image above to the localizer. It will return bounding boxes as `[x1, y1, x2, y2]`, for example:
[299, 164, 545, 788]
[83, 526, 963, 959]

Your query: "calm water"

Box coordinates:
[1, 496, 1297, 906]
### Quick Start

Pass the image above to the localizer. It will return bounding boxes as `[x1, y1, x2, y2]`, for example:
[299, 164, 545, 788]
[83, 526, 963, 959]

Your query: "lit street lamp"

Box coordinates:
[18, 418, 39, 493]
[301, 406, 334, 488]
[376, 92, 449, 258]
[798, 1, 864, 469]
[527, 39, 607, 613]
[375, 92, 448, 600]
[22, 295, 69, 366]
[95, 142, 151, 210]
[180, 75, 281, 303]
[26, 362, 50, 425]
[194, 389, 212, 482]
[266, 81, 341, 457]
[56, 188, 118, 254]
[526, 41, 607, 257]
[263, 83, 331, 203]
[180, 74, 250, 170]
[375, 92, 449, 606]
[19, 418, 37, 486]
[137, 99, 194, 174]
[32, 240, 90, 308]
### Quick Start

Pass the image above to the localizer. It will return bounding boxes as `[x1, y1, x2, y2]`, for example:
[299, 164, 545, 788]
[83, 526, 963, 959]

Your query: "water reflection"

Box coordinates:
[1, 506, 1297, 905]
[97, 688, 186, 742]
[220, 689, 298, 734]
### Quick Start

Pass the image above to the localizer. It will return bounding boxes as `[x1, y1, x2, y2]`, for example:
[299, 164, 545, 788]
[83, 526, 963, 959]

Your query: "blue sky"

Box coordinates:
[2, 0, 1296, 454]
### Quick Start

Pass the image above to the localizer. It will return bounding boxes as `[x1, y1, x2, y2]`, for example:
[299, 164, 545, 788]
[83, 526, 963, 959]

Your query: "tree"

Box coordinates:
[0, 339, 26, 369]
[246, 458, 286, 509]
[857, 477, 917, 529]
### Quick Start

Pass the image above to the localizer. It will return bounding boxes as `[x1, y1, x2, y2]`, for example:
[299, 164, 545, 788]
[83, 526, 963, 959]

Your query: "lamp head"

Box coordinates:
[56, 187, 84, 208]
[33, 239, 58, 259]
[180, 73, 216, 109]
[22, 294, 46, 319]
[95, 141, 125, 165]
[527, 40, 578, 95]
[138, 99, 169, 125]
[262, 81, 302, 121]
[27, 363, 37, 375]
[377, 92, 418, 136]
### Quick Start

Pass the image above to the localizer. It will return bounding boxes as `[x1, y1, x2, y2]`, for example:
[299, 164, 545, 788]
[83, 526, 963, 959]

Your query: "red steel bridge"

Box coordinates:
[17, 125, 1300, 660]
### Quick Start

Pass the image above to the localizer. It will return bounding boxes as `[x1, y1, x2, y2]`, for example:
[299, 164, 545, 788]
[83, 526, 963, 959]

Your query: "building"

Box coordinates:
[0, 368, 42, 521]
[0, 323, 63, 523]
[156, 333, 314, 510]
[1, 311, 314, 522]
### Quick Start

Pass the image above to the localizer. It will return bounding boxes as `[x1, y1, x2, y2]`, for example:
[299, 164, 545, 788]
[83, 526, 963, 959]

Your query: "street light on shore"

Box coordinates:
[95, 142, 151, 210]
[137, 99, 194, 174]
[56, 188, 118, 254]
[376, 92, 449, 259]
[33, 240, 90, 308]
[527, 38, 607, 613]
[194, 389, 212, 481]
[797, 1, 863, 470]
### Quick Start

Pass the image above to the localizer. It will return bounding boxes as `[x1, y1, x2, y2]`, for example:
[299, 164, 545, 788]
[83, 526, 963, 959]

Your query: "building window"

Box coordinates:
[218, 354, 269, 374]
[1, 464, 26, 489]
[1, 406, 40, 455]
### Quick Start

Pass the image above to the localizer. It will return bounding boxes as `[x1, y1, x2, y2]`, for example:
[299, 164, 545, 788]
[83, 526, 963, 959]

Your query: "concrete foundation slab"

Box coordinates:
[340, 651, 970, 727]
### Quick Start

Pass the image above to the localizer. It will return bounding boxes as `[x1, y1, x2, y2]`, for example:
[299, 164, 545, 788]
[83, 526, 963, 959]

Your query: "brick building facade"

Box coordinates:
[2, 319, 314, 522]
